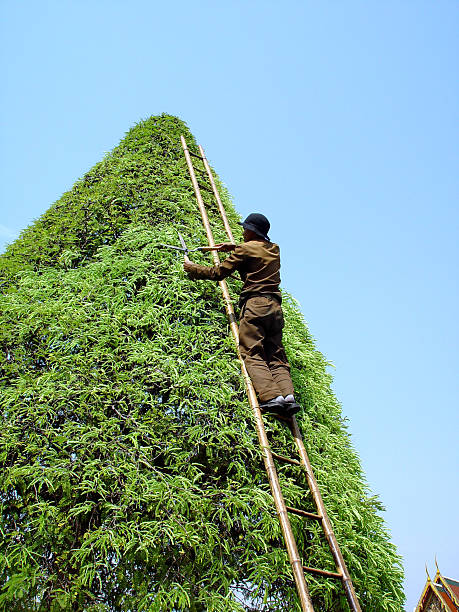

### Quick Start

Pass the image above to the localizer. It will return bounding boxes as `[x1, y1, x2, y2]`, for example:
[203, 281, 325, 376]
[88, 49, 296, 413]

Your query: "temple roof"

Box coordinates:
[416, 567, 459, 611]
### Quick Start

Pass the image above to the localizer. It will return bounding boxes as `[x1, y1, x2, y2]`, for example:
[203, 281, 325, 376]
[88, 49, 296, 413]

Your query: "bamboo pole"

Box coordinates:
[197, 139, 362, 612]
[181, 135, 314, 612]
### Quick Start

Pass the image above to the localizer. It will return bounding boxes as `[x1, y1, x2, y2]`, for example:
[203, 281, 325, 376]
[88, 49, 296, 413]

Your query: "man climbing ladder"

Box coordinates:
[184, 212, 301, 417]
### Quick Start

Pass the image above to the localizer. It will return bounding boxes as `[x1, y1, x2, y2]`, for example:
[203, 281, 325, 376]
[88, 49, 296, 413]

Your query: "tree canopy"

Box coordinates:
[0, 115, 404, 610]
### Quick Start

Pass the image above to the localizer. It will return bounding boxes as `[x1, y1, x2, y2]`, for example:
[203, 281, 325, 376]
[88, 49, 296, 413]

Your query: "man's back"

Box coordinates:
[229, 239, 281, 303]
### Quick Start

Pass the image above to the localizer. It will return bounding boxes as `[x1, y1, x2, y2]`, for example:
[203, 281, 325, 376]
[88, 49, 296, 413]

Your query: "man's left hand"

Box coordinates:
[214, 242, 236, 252]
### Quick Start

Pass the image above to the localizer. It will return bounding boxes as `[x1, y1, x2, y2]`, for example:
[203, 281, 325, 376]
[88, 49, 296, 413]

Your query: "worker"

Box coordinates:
[183, 213, 300, 417]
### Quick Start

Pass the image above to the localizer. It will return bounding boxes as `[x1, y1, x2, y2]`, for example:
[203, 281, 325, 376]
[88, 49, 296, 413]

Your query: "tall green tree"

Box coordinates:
[0, 115, 404, 611]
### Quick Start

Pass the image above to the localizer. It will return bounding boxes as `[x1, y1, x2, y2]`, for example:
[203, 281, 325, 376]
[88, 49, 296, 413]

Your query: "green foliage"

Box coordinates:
[0, 115, 404, 610]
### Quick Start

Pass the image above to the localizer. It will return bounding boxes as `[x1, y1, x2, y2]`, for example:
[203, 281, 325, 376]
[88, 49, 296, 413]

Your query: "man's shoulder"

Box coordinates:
[244, 240, 280, 256]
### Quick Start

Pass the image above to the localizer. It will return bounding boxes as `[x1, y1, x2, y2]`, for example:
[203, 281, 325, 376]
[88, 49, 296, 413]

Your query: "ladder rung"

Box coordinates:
[285, 505, 322, 521]
[303, 565, 342, 580]
[189, 150, 204, 160]
[271, 452, 301, 466]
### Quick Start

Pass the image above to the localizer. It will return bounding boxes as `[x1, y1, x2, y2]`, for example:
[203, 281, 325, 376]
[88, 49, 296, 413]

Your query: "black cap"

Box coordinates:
[238, 213, 271, 241]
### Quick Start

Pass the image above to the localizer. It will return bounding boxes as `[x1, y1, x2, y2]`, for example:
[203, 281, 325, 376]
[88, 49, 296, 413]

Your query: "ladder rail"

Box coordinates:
[194, 139, 362, 612]
[181, 136, 315, 612]
[290, 420, 362, 611]
[198, 144, 236, 243]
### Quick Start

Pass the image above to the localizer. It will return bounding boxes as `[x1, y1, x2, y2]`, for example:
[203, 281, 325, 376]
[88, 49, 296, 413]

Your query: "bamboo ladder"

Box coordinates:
[180, 136, 362, 612]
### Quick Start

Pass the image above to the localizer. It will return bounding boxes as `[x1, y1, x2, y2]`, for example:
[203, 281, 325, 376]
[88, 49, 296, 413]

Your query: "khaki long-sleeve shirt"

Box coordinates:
[185, 239, 282, 304]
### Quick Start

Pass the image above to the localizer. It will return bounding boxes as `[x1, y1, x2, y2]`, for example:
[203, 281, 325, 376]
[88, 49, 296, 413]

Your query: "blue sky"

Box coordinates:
[1, 1, 458, 609]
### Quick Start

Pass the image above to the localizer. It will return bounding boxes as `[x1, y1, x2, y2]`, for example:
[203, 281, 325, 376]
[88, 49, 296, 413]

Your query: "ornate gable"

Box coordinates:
[416, 567, 459, 612]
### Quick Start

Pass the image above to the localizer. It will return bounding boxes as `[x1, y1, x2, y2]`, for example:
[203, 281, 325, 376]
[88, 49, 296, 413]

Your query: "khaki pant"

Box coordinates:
[238, 295, 294, 402]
